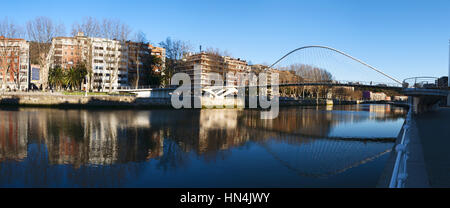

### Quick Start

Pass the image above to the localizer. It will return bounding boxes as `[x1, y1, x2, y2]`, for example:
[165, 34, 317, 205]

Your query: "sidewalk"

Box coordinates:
[414, 107, 450, 187]
[377, 108, 432, 188]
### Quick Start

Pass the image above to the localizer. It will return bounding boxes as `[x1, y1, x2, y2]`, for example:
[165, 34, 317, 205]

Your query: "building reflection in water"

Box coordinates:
[0, 104, 406, 187]
[0, 110, 28, 162]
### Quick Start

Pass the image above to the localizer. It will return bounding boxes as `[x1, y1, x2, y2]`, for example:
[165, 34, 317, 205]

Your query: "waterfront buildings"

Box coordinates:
[47, 33, 127, 91]
[46, 32, 166, 91]
[176, 52, 251, 88]
[0, 36, 30, 90]
[175, 52, 303, 90]
[362, 91, 407, 101]
[47, 33, 90, 70]
[363, 91, 387, 101]
[90, 36, 128, 91]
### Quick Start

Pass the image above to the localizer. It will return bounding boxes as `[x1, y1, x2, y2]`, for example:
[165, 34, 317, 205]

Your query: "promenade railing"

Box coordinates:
[389, 106, 413, 188]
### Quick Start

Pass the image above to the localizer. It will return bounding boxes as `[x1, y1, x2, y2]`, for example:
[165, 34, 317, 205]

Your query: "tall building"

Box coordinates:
[0, 36, 30, 90]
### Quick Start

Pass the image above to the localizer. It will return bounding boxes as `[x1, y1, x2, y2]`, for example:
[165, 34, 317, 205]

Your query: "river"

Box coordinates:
[0, 104, 406, 187]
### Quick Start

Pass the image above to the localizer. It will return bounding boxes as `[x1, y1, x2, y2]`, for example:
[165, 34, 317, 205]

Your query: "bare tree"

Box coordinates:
[26, 16, 65, 90]
[278, 63, 333, 99]
[205, 47, 231, 57]
[98, 18, 131, 93]
[71, 16, 101, 37]
[204, 47, 227, 79]
[131, 31, 147, 88]
[159, 37, 192, 86]
[0, 17, 24, 38]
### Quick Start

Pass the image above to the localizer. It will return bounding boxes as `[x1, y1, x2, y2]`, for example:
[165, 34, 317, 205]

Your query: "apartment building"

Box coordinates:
[176, 52, 251, 88]
[90, 37, 128, 91]
[149, 44, 165, 73]
[48, 33, 128, 91]
[47, 33, 167, 91]
[0, 36, 30, 90]
[48, 33, 90, 70]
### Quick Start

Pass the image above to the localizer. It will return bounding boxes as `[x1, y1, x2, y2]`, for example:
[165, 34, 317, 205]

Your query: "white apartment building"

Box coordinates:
[90, 37, 128, 91]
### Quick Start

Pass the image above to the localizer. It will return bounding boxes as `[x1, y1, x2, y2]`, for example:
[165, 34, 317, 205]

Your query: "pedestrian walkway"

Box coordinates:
[414, 107, 450, 187]
[403, 114, 429, 188]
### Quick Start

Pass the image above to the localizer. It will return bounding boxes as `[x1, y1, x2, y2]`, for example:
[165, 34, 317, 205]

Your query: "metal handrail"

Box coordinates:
[389, 106, 412, 188]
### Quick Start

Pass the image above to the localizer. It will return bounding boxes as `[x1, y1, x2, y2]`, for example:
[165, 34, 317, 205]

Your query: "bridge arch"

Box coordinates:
[269, 45, 402, 85]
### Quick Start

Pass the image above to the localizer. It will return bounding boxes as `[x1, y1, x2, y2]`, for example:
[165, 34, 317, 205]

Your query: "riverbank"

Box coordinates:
[0, 92, 407, 109]
[0, 92, 171, 108]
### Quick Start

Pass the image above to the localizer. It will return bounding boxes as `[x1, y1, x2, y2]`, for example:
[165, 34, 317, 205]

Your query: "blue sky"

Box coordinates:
[2, 0, 450, 81]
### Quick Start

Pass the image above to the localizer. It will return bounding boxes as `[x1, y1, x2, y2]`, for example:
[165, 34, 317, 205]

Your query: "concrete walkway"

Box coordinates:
[377, 107, 439, 188]
[403, 115, 430, 188]
[414, 107, 450, 187]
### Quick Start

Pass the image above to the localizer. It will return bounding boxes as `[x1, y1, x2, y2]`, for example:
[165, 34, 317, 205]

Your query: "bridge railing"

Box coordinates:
[332, 80, 402, 88]
[402, 77, 447, 89]
[278, 80, 402, 88]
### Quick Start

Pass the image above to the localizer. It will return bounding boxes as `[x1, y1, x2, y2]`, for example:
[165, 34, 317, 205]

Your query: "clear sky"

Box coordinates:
[2, 0, 450, 81]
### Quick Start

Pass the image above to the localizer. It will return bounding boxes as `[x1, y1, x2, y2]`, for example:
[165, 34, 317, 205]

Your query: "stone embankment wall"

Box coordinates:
[0, 93, 405, 108]
[0, 93, 171, 107]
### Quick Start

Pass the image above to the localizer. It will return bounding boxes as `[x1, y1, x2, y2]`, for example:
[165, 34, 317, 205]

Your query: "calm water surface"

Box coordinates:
[0, 104, 406, 187]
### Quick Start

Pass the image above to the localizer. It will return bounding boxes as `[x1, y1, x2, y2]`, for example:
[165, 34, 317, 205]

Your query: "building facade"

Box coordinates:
[47, 33, 166, 91]
[176, 52, 251, 88]
[363, 91, 388, 101]
[90, 37, 128, 91]
[0, 36, 30, 90]
[149, 44, 165, 73]
[48, 34, 89, 70]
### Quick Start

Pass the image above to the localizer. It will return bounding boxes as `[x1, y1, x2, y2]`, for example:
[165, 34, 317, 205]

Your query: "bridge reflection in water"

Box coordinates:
[0, 104, 406, 187]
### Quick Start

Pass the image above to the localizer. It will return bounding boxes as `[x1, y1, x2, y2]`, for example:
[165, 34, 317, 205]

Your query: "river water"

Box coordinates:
[0, 104, 406, 187]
